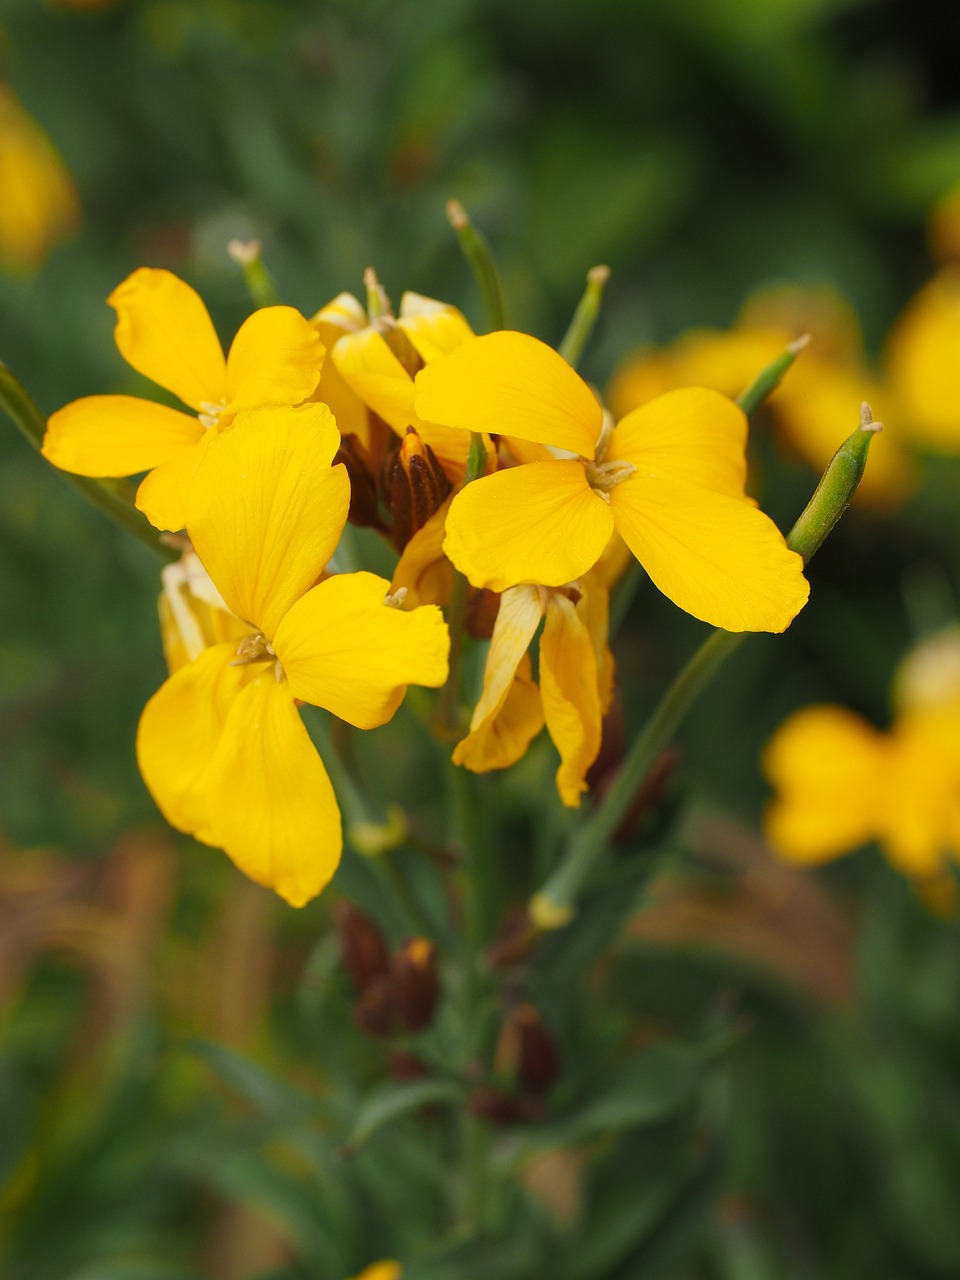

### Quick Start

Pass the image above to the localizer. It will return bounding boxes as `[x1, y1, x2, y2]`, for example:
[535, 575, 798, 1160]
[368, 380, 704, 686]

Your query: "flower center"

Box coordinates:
[584, 456, 637, 502]
[198, 398, 227, 430]
[230, 631, 284, 681]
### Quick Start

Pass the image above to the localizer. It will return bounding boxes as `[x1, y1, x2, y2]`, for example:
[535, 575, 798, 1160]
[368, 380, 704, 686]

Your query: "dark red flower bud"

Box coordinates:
[391, 937, 440, 1033]
[511, 1003, 560, 1096]
[467, 1087, 526, 1126]
[335, 900, 391, 993]
[389, 428, 452, 551]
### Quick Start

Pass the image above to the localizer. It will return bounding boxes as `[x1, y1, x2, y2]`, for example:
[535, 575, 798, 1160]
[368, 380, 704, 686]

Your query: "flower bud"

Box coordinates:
[336, 433, 387, 531]
[389, 428, 452, 551]
[353, 975, 395, 1038]
[467, 1087, 526, 1126]
[511, 1004, 560, 1096]
[391, 937, 440, 1032]
[335, 900, 391, 993]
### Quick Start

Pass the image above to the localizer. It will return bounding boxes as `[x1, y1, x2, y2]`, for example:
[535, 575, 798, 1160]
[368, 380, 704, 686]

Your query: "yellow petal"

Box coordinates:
[414, 331, 603, 458]
[159, 552, 247, 675]
[185, 403, 349, 635]
[881, 712, 960, 878]
[610, 477, 808, 633]
[311, 291, 367, 339]
[225, 306, 325, 413]
[443, 462, 615, 592]
[136, 642, 252, 844]
[577, 574, 615, 714]
[610, 387, 749, 500]
[42, 394, 204, 476]
[886, 271, 960, 450]
[274, 571, 450, 729]
[453, 652, 544, 774]
[540, 591, 602, 807]
[397, 292, 474, 361]
[391, 496, 454, 608]
[332, 326, 418, 432]
[135, 435, 211, 533]
[109, 268, 226, 411]
[419, 332, 609, 463]
[202, 674, 342, 907]
[465, 585, 544, 730]
[762, 705, 886, 864]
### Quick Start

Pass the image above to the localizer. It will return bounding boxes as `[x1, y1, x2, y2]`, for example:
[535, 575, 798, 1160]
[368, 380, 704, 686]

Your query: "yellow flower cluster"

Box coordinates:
[607, 263, 960, 509]
[0, 84, 79, 274]
[43, 265, 811, 903]
[764, 627, 960, 884]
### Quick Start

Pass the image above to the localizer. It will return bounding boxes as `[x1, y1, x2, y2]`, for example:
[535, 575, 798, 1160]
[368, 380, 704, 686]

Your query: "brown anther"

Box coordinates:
[466, 588, 501, 640]
[336, 434, 388, 531]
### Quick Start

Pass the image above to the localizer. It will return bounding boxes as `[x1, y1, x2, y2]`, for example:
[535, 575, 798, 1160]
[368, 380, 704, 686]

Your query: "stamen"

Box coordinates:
[384, 587, 408, 609]
[198, 399, 227, 430]
[593, 409, 616, 462]
[585, 457, 637, 498]
[230, 632, 276, 666]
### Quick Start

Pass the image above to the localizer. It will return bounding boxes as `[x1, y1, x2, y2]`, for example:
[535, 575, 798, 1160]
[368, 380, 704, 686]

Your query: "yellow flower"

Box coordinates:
[349, 1264, 402, 1280]
[157, 551, 247, 675]
[764, 630, 960, 880]
[0, 86, 79, 274]
[136, 402, 449, 906]
[314, 285, 476, 479]
[42, 268, 325, 532]
[454, 571, 613, 806]
[886, 269, 960, 451]
[415, 331, 809, 634]
[606, 286, 911, 508]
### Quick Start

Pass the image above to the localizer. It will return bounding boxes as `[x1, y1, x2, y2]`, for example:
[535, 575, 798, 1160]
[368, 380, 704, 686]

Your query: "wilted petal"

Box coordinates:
[225, 305, 325, 413]
[465, 585, 544, 730]
[203, 674, 343, 907]
[444, 462, 614, 592]
[42, 394, 204, 477]
[415, 331, 602, 458]
[610, 476, 808, 633]
[274, 571, 449, 729]
[453, 653, 544, 774]
[540, 591, 602, 807]
[109, 267, 226, 411]
[186, 403, 349, 635]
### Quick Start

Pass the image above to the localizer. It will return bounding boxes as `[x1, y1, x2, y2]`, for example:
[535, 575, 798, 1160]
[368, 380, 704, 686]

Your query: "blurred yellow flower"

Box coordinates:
[136, 403, 449, 906]
[43, 267, 325, 531]
[416, 330, 809, 634]
[349, 1264, 402, 1280]
[886, 269, 960, 451]
[606, 284, 912, 507]
[763, 629, 960, 881]
[0, 85, 79, 273]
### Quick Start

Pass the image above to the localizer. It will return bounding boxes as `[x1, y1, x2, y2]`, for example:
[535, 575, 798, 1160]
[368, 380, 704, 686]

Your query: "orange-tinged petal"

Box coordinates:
[414, 331, 603, 458]
[443, 462, 614, 592]
[225, 305, 325, 413]
[201, 674, 342, 907]
[453, 653, 544, 774]
[762, 705, 886, 864]
[465, 585, 544, 731]
[274, 571, 449, 729]
[397, 292, 474, 361]
[42, 394, 204, 476]
[109, 267, 226, 411]
[136, 642, 252, 844]
[186, 403, 349, 635]
[610, 388, 749, 500]
[540, 591, 602, 807]
[610, 477, 808, 633]
[135, 435, 211, 532]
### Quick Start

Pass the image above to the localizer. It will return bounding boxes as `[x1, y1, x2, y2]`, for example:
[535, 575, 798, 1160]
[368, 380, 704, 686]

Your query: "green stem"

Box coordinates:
[530, 413, 881, 928]
[736, 334, 809, 416]
[558, 265, 610, 369]
[227, 239, 280, 307]
[446, 199, 506, 332]
[0, 361, 178, 561]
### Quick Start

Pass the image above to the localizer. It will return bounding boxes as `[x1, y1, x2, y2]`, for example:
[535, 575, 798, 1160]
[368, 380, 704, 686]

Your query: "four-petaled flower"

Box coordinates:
[42, 267, 325, 532]
[136, 402, 449, 906]
[415, 330, 810, 634]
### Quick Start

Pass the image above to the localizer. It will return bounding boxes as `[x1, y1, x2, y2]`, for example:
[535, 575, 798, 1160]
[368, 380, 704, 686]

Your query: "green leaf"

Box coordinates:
[187, 1041, 318, 1121]
[346, 1079, 464, 1149]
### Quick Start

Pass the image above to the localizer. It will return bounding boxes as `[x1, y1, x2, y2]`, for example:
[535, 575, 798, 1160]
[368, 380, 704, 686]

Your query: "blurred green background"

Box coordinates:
[4, 1, 960, 1277]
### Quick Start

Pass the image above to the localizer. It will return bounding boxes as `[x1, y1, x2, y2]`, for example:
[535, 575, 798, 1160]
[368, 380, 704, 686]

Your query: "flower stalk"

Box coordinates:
[446, 199, 506, 332]
[530, 410, 882, 928]
[227, 238, 281, 308]
[558, 264, 610, 369]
